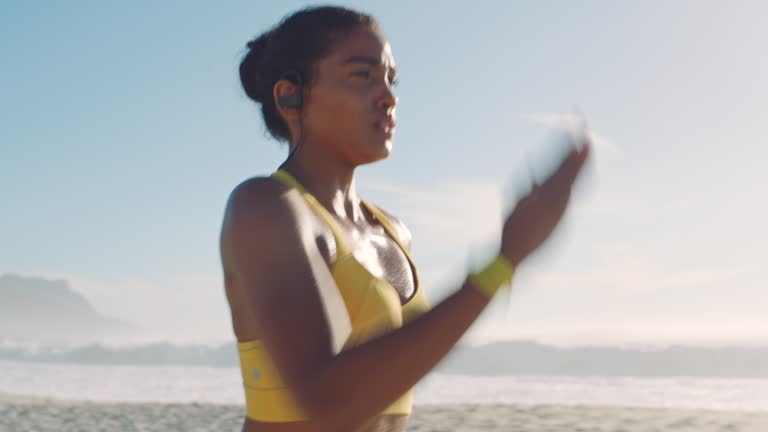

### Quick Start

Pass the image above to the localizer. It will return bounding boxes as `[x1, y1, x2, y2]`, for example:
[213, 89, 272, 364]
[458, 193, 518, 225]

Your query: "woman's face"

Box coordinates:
[303, 26, 398, 165]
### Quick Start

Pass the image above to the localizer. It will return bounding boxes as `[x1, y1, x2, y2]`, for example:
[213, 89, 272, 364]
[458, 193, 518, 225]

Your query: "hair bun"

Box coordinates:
[240, 32, 275, 104]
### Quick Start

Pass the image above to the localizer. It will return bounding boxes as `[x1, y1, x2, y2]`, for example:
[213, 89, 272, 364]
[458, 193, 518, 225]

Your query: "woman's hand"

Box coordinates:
[500, 134, 591, 265]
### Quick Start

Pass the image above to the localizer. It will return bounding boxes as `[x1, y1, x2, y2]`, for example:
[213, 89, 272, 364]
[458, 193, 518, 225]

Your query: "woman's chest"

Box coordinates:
[316, 222, 416, 304]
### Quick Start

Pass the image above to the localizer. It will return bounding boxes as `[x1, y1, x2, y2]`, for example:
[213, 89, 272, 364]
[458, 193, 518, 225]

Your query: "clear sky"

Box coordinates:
[2, 1, 767, 346]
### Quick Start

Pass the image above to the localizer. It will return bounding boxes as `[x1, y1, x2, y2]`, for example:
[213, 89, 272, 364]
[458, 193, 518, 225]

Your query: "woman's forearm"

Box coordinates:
[300, 278, 492, 431]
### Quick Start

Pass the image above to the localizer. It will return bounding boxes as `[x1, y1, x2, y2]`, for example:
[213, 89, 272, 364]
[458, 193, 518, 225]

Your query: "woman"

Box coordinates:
[219, 6, 591, 432]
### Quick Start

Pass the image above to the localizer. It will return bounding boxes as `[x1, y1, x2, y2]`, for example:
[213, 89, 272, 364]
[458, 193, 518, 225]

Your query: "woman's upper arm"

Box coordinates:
[219, 179, 351, 406]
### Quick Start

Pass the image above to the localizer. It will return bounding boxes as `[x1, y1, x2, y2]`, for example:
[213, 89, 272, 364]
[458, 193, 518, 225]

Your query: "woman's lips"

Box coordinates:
[373, 119, 396, 136]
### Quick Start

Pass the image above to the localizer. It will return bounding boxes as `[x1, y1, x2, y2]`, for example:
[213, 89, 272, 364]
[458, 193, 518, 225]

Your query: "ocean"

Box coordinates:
[2, 360, 767, 412]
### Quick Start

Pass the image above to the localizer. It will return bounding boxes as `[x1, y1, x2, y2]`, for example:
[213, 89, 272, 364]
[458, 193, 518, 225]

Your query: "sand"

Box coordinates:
[2, 393, 768, 432]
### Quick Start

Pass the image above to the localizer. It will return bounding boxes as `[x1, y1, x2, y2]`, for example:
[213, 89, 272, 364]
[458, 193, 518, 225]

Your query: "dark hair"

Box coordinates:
[239, 6, 380, 143]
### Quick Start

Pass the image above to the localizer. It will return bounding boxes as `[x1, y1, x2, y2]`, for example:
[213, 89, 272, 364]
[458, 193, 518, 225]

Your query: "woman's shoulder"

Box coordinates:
[221, 175, 316, 239]
[225, 174, 303, 214]
[228, 174, 285, 202]
[220, 175, 331, 272]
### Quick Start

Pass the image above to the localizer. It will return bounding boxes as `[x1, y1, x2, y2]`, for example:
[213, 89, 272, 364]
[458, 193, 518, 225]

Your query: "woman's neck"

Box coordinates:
[279, 155, 366, 225]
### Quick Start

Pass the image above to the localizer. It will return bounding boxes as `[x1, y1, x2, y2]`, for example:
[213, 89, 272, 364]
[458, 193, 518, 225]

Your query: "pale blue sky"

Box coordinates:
[2, 1, 767, 346]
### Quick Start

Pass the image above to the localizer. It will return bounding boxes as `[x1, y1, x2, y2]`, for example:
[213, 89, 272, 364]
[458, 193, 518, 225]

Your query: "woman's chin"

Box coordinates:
[357, 139, 392, 164]
[373, 138, 393, 158]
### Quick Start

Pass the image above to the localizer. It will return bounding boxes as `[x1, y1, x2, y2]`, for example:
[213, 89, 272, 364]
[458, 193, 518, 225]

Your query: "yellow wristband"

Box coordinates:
[467, 254, 516, 299]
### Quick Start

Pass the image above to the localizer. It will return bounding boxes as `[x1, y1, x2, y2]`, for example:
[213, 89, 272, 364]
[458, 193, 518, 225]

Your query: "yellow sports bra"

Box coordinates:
[237, 169, 431, 422]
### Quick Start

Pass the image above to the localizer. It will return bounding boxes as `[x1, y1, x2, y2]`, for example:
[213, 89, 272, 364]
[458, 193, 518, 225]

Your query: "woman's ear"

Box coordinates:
[273, 79, 302, 119]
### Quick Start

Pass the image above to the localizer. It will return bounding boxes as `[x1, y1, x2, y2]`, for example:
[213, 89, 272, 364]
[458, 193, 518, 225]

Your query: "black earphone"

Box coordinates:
[277, 70, 303, 109]
[277, 70, 304, 169]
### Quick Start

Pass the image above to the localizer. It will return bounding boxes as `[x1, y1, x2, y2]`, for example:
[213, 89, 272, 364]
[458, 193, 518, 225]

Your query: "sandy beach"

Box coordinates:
[2, 393, 768, 432]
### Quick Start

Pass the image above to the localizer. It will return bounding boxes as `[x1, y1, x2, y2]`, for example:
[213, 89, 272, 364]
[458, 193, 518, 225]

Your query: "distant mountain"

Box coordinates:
[438, 340, 768, 378]
[0, 273, 136, 345]
[0, 341, 238, 367]
[3, 337, 768, 378]
[1, 272, 766, 376]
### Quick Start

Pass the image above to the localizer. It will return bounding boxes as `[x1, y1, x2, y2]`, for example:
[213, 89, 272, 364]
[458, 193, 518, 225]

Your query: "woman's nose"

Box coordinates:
[377, 84, 397, 110]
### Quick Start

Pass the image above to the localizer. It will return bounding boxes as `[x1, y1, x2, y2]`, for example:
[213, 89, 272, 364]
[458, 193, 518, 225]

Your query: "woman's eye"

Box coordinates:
[353, 70, 371, 79]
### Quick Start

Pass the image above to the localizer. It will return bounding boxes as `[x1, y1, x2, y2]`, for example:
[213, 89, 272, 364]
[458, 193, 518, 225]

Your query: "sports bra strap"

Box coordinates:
[360, 200, 413, 261]
[271, 169, 352, 258]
